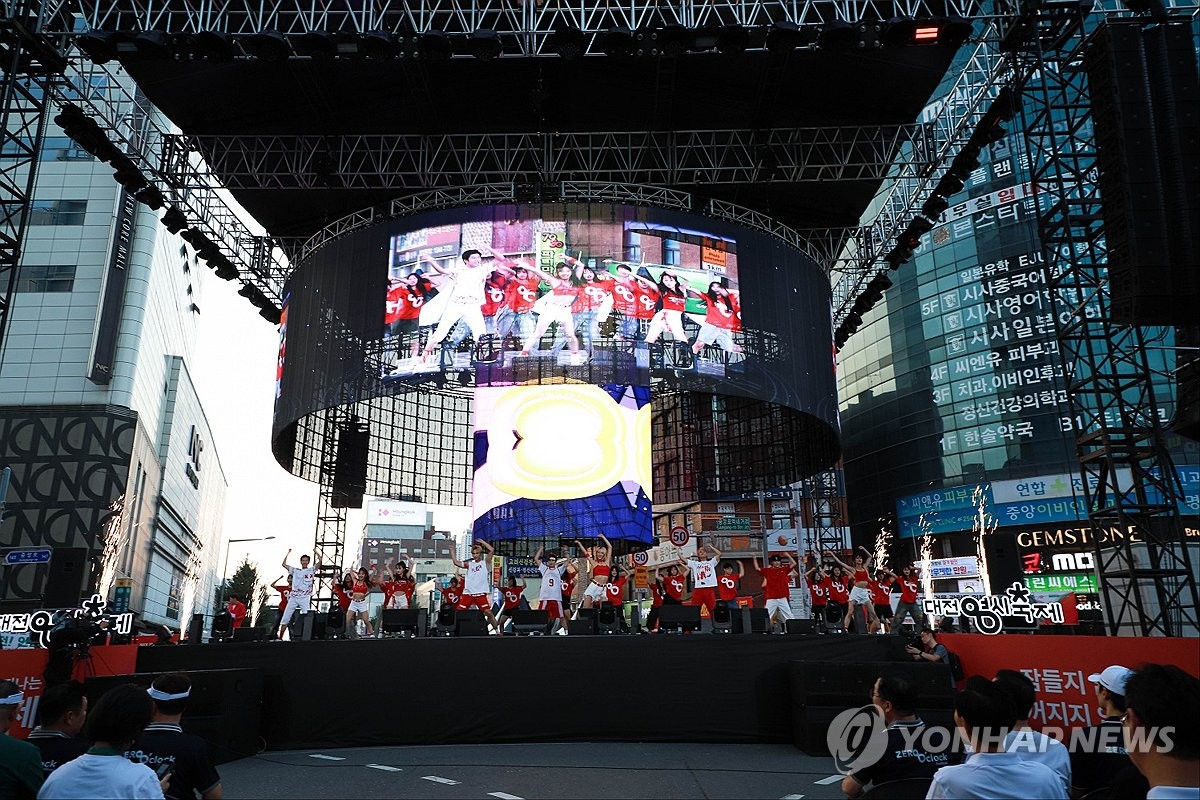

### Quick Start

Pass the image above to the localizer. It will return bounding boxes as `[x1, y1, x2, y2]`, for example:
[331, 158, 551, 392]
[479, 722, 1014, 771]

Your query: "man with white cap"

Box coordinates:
[126, 673, 222, 800]
[0, 679, 44, 798]
[1071, 665, 1145, 796]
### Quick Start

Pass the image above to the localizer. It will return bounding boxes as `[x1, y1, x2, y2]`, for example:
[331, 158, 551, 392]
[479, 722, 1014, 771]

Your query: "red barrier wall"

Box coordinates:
[940, 633, 1200, 732]
[0, 644, 140, 738]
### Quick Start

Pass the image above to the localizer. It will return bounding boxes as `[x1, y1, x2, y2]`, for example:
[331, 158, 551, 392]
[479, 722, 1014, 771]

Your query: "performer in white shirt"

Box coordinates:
[421, 249, 513, 359]
[451, 539, 503, 634]
[277, 549, 318, 638]
[686, 540, 722, 618]
[534, 545, 569, 634]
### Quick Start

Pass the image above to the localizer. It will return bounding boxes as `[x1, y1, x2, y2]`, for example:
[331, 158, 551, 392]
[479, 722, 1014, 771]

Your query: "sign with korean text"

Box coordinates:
[715, 517, 751, 531]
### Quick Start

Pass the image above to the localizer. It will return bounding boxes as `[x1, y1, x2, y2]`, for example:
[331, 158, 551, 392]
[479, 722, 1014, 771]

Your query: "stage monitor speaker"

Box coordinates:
[326, 608, 345, 636]
[291, 612, 326, 641]
[786, 619, 817, 635]
[657, 604, 700, 633]
[455, 609, 488, 637]
[982, 532, 1023, 595]
[568, 618, 595, 636]
[711, 603, 734, 634]
[85, 668, 263, 765]
[1084, 20, 1200, 326]
[210, 611, 233, 641]
[510, 609, 550, 635]
[231, 627, 263, 642]
[747, 607, 770, 634]
[331, 422, 369, 508]
[185, 613, 204, 644]
[597, 603, 625, 635]
[43, 547, 88, 609]
[381, 609, 421, 636]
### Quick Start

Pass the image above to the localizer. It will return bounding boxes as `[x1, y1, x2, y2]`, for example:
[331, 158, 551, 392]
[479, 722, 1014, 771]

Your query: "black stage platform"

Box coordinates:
[137, 634, 908, 751]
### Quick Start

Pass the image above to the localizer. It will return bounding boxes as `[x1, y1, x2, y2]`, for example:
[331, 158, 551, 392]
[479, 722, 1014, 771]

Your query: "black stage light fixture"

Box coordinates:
[548, 26, 586, 59]
[989, 86, 1019, 122]
[160, 206, 187, 234]
[886, 246, 913, 269]
[819, 20, 858, 51]
[834, 327, 849, 349]
[934, 172, 964, 197]
[112, 160, 148, 193]
[74, 31, 120, 63]
[468, 28, 502, 60]
[293, 31, 338, 59]
[131, 31, 171, 59]
[844, 312, 863, 334]
[922, 194, 950, 219]
[208, 253, 239, 281]
[179, 227, 208, 250]
[656, 25, 690, 57]
[869, 273, 894, 293]
[951, 146, 981, 176]
[360, 31, 399, 60]
[884, 16, 974, 47]
[193, 31, 236, 62]
[242, 30, 291, 62]
[259, 305, 282, 325]
[715, 24, 750, 55]
[134, 183, 166, 210]
[600, 26, 636, 57]
[417, 30, 452, 61]
[852, 295, 874, 315]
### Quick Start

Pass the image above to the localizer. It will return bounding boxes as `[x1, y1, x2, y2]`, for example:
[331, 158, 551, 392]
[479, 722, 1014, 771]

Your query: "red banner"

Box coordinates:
[0, 643, 140, 738]
[941, 633, 1200, 732]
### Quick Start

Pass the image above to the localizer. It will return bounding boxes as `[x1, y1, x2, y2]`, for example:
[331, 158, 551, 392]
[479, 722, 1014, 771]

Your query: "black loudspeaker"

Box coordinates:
[381, 609, 421, 635]
[185, 613, 204, 644]
[597, 603, 625, 635]
[331, 422, 369, 509]
[231, 627, 263, 642]
[210, 612, 233, 641]
[85, 668, 263, 765]
[1085, 21, 1200, 326]
[982, 532, 1024, 595]
[567, 618, 595, 636]
[510, 609, 551, 635]
[291, 612, 326, 641]
[747, 607, 770, 634]
[455, 609, 488, 637]
[786, 619, 817, 635]
[43, 547, 89, 608]
[657, 604, 700, 632]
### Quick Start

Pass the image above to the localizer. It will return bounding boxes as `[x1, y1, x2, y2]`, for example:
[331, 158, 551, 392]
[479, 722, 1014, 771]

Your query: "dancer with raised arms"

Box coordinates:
[534, 545, 569, 634]
[520, 260, 584, 358]
[452, 540, 503, 634]
[825, 546, 881, 633]
[575, 533, 615, 610]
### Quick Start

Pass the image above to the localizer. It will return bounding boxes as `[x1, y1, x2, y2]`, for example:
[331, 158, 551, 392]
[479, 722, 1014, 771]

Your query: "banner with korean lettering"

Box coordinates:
[0, 643, 139, 738]
[940, 633, 1200, 733]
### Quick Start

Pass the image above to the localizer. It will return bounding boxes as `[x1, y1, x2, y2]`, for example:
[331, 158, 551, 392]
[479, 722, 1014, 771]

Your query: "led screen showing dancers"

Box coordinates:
[471, 384, 653, 546]
[380, 217, 742, 387]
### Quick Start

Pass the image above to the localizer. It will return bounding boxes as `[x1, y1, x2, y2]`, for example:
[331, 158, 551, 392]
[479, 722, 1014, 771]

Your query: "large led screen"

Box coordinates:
[472, 384, 653, 544]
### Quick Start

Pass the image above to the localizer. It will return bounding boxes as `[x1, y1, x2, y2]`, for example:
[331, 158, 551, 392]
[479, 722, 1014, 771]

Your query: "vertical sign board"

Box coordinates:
[89, 190, 138, 385]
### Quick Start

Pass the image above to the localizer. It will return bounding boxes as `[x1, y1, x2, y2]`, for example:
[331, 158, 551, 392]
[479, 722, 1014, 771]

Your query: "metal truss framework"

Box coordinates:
[168, 126, 927, 191]
[800, 469, 848, 558]
[73, 0, 989, 53]
[1006, 0, 1198, 636]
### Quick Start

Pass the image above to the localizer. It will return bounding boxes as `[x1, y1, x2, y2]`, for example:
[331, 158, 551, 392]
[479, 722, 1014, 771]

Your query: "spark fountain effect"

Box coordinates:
[973, 485, 997, 595]
[178, 548, 205, 632]
[918, 513, 935, 602]
[873, 518, 893, 573]
[95, 498, 127, 602]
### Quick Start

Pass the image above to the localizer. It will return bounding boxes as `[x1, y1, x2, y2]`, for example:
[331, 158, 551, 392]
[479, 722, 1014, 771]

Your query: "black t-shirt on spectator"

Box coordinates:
[26, 729, 87, 777]
[127, 723, 221, 800]
[849, 719, 948, 789]
[1070, 717, 1144, 796]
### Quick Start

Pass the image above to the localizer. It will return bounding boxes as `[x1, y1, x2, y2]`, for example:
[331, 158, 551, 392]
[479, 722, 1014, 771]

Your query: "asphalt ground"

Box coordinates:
[217, 742, 851, 799]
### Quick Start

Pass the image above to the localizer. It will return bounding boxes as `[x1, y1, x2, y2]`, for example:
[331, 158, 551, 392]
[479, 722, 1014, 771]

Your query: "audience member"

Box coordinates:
[0, 679, 43, 800]
[992, 669, 1071, 792]
[26, 682, 88, 777]
[926, 676, 1066, 799]
[1123, 663, 1200, 800]
[1070, 665, 1148, 798]
[37, 684, 164, 799]
[906, 627, 950, 666]
[127, 673, 222, 800]
[841, 674, 948, 797]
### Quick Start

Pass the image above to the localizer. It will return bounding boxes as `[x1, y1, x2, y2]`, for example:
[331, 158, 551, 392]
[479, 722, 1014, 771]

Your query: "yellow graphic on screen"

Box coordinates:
[485, 384, 651, 501]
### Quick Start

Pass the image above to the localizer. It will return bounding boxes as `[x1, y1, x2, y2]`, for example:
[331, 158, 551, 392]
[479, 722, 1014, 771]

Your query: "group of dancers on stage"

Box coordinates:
[252, 540, 929, 639]
[383, 246, 743, 371]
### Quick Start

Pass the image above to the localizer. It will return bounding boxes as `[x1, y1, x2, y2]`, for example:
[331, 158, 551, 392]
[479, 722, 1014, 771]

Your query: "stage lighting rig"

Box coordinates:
[819, 20, 859, 50]
[467, 29, 502, 60]
[766, 22, 817, 53]
[134, 183, 166, 210]
[130, 31, 171, 60]
[207, 253, 240, 281]
[53, 104, 121, 163]
[293, 31, 338, 59]
[600, 26, 636, 57]
[160, 207, 187, 234]
[417, 31, 452, 61]
[715, 25, 751, 55]
[548, 27, 586, 60]
[922, 194, 950, 219]
[192, 31, 236, 62]
[934, 172, 965, 197]
[655, 25, 691, 57]
[73, 31, 120, 64]
[360, 31, 399, 60]
[242, 30, 291, 62]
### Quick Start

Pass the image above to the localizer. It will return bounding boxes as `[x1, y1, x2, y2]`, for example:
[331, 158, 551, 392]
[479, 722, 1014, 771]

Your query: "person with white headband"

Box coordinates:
[0, 679, 44, 799]
[37, 683, 164, 799]
[127, 673, 222, 800]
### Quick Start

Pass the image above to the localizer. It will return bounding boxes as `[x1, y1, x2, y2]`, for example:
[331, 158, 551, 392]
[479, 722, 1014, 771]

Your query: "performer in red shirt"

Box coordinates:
[661, 562, 689, 604]
[827, 566, 851, 630]
[645, 567, 667, 632]
[380, 556, 417, 610]
[559, 264, 613, 351]
[576, 533, 615, 610]
[520, 261, 583, 358]
[345, 566, 377, 638]
[497, 576, 526, 634]
[884, 564, 925, 634]
[645, 271, 690, 344]
[716, 561, 745, 613]
[496, 262, 542, 346]
[826, 546, 881, 633]
[870, 572, 895, 633]
[755, 552, 798, 633]
[603, 567, 629, 632]
[805, 565, 830, 629]
[442, 575, 465, 612]
[385, 275, 423, 363]
[689, 282, 743, 356]
[270, 574, 292, 640]
[602, 261, 644, 340]
[225, 595, 247, 629]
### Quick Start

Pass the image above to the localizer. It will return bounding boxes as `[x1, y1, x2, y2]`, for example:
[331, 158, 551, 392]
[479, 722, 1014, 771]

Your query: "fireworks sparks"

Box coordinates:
[95, 498, 127, 603]
[973, 484, 997, 595]
[873, 518, 892, 572]
[918, 513, 934, 602]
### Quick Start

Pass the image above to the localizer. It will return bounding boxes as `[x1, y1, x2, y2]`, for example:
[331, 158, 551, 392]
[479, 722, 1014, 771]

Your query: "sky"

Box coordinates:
[191, 263, 472, 586]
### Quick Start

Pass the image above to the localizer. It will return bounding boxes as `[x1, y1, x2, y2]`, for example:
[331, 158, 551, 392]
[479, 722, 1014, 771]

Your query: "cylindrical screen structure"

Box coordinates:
[272, 203, 840, 518]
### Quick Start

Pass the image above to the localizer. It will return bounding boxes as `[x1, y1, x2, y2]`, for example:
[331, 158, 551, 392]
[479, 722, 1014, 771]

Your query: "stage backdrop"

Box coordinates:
[0, 643, 140, 737]
[941, 633, 1200, 732]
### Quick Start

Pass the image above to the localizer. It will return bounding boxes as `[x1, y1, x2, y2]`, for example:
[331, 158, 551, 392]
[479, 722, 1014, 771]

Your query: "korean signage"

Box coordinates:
[0, 594, 134, 649]
[919, 556, 980, 579]
[1025, 573, 1097, 593]
[716, 517, 752, 531]
[920, 582, 1065, 634]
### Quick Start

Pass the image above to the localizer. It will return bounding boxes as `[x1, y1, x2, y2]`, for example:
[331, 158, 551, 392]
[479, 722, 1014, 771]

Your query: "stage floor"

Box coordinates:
[137, 633, 907, 751]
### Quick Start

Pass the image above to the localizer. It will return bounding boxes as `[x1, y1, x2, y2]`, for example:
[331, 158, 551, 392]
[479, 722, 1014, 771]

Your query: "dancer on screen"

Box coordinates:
[552, 261, 613, 353]
[420, 249, 513, 361]
[519, 261, 584, 357]
[495, 262, 541, 347]
[384, 274, 423, 363]
[689, 281, 743, 356]
[644, 270, 690, 345]
[575, 533, 615, 610]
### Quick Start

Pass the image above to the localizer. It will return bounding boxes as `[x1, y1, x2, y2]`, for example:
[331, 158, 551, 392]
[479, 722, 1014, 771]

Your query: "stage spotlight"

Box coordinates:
[834, 329, 849, 350]
[989, 86, 1019, 122]
[457, 369, 472, 386]
[193, 31, 236, 62]
[468, 29, 502, 60]
[844, 312, 863, 334]
[715, 24, 750, 55]
[360, 31, 398, 60]
[112, 161, 148, 193]
[600, 26, 636, 57]
[259, 305, 282, 325]
[134, 183, 166, 210]
[208, 254, 239, 281]
[852, 295, 874, 315]
[656, 25, 690, 57]
[160, 206, 187, 234]
[131, 31, 171, 59]
[869, 273, 894, 293]
[548, 27, 586, 59]
[922, 194, 949, 219]
[818, 20, 858, 50]
[951, 146, 981, 175]
[74, 31, 120, 63]
[417, 30, 452, 61]
[934, 172, 964, 197]
[766, 21, 808, 54]
[242, 30, 291, 62]
[886, 246, 913, 268]
[293, 31, 337, 59]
